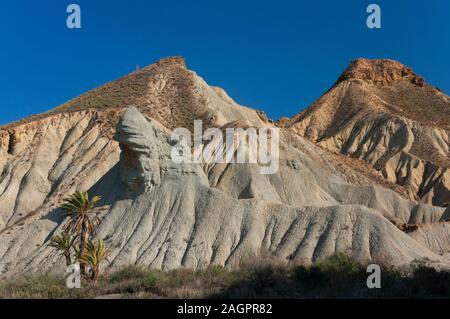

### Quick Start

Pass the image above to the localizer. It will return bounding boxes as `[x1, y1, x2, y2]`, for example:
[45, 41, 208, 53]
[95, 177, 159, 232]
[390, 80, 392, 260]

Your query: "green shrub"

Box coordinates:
[0, 276, 67, 299]
[3, 256, 450, 299]
[166, 268, 198, 287]
[292, 254, 369, 297]
[249, 266, 277, 290]
[140, 271, 165, 290]
[411, 265, 450, 297]
[295, 265, 326, 289]
[314, 253, 363, 275]
[108, 266, 149, 283]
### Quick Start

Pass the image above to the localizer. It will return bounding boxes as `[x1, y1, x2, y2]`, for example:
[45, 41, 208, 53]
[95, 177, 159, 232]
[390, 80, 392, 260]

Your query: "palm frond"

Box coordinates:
[90, 196, 102, 208]
[61, 191, 102, 236]
[49, 233, 76, 251]
[79, 239, 110, 268]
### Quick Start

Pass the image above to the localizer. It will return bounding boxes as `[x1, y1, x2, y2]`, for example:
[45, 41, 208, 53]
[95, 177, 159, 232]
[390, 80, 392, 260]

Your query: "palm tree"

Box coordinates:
[49, 233, 76, 266]
[79, 239, 110, 282]
[62, 191, 102, 275]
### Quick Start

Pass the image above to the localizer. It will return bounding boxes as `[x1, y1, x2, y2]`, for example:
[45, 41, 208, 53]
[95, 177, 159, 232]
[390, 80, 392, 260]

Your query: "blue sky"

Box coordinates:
[0, 0, 449, 124]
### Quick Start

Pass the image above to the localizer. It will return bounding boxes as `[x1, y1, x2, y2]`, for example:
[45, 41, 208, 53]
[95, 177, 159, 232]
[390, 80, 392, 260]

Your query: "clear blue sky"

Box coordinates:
[0, 0, 449, 124]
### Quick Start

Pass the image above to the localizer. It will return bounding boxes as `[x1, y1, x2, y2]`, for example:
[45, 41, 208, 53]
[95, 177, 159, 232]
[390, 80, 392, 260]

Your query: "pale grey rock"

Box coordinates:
[1, 108, 447, 277]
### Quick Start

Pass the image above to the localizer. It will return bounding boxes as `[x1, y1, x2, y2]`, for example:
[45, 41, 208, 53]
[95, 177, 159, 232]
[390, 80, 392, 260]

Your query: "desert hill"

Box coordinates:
[284, 58, 449, 206]
[0, 57, 449, 276]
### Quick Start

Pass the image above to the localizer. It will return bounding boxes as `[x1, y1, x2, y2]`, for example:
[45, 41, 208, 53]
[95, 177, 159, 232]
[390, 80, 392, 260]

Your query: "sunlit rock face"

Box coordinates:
[0, 57, 449, 277]
[284, 58, 450, 207]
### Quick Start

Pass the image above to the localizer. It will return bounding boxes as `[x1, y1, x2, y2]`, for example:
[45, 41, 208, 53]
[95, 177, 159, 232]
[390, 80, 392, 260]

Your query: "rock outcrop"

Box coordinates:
[284, 58, 450, 207]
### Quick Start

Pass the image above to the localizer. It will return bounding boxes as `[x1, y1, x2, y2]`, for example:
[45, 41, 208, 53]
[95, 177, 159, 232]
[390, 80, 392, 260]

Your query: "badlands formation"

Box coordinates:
[0, 57, 449, 276]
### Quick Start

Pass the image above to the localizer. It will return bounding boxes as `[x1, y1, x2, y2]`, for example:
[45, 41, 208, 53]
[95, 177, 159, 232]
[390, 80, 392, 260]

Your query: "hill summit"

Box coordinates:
[286, 58, 449, 206]
[337, 58, 425, 86]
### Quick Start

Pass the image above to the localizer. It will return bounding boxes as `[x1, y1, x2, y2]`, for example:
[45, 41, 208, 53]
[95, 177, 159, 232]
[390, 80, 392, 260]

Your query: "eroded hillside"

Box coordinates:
[0, 57, 449, 276]
[284, 58, 450, 206]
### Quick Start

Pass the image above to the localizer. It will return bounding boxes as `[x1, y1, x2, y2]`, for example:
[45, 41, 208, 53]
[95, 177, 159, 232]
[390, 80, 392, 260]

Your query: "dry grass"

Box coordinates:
[0, 68, 150, 130]
[1, 254, 450, 299]
[1, 57, 211, 133]
[376, 82, 450, 130]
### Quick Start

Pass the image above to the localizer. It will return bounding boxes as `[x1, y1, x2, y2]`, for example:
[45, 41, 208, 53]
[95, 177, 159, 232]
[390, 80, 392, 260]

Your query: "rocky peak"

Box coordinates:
[155, 56, 187, 69]
[337, 58, 425, 86]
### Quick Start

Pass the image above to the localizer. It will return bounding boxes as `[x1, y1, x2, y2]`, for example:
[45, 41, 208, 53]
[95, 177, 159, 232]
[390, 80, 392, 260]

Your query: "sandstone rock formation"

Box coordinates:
[0, 57, 449, 276]
[284, 58, 450, 207]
